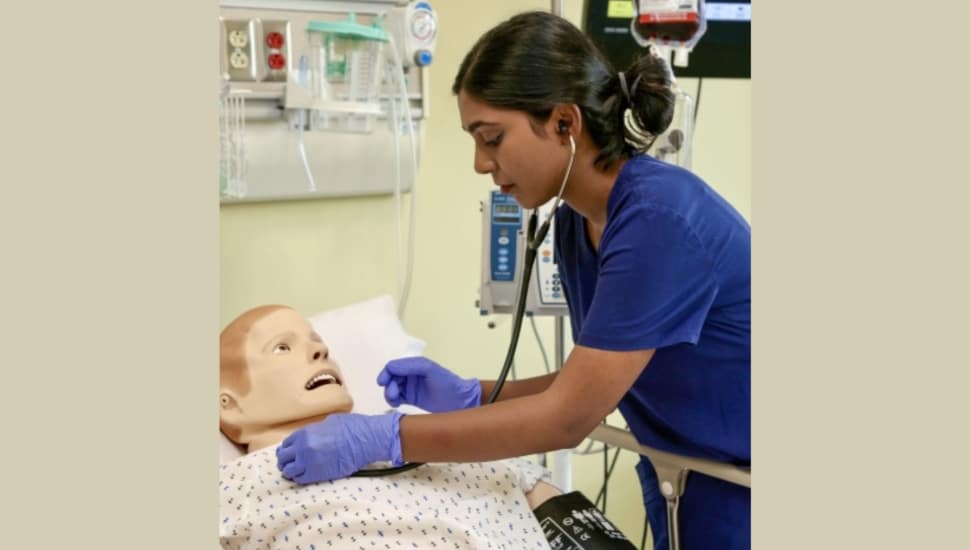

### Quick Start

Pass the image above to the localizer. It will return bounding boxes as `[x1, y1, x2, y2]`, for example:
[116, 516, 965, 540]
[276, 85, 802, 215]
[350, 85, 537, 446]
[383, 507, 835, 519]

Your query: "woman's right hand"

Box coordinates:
[377, 357, 482, 413]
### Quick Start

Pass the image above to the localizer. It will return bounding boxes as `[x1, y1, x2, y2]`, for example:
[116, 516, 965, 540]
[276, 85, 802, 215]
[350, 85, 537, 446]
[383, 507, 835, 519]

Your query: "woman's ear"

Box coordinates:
[551, 103, 583, 142]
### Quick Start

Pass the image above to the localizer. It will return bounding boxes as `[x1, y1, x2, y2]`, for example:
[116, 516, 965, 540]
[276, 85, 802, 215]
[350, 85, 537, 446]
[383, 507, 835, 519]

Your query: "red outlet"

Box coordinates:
[266, 32, 284, 49]
[267, 53, 286, 70]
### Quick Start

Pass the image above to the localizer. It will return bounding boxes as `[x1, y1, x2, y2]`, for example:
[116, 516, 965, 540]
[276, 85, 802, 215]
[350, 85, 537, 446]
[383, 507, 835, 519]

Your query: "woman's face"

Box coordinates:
[458, 91, 571, 209]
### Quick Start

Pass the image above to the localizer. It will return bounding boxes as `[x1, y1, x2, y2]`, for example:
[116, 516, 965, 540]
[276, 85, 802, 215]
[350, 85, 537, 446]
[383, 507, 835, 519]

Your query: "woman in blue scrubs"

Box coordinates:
[276, 11, 750, 549]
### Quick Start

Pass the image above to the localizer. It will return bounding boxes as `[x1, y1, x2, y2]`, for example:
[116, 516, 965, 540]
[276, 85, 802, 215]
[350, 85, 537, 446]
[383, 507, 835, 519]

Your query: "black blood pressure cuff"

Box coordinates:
[532, 491, 638, 550]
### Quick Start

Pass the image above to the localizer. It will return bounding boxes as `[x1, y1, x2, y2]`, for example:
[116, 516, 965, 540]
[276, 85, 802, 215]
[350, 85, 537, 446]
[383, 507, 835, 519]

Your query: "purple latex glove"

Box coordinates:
[377, 356, 482, 413]
[276, 411, 404, 484]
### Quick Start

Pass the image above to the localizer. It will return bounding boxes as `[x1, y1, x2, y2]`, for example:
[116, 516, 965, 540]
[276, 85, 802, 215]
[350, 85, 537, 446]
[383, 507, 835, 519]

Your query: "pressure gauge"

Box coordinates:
[410, 10, 436, 42]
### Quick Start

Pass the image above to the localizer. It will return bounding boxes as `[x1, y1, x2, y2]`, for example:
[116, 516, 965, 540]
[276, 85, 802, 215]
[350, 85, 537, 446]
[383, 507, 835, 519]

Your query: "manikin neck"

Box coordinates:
[244, 414, 332, 453]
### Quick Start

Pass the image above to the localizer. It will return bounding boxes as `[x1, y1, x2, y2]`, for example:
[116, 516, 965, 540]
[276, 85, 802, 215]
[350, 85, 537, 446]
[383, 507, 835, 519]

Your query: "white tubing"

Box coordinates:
[297, 109, 317, 192]
[389, 79, 404, 295]
[386, 36, 419, 320]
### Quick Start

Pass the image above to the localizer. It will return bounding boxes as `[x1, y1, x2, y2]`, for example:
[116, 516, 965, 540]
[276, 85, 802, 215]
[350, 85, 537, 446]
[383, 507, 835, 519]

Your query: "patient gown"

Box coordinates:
[220, 447, 552, 550]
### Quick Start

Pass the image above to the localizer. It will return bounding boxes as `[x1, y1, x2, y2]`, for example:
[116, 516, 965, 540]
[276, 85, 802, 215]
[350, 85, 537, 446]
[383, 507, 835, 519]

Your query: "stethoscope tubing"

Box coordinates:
[353, 136, 575, 477]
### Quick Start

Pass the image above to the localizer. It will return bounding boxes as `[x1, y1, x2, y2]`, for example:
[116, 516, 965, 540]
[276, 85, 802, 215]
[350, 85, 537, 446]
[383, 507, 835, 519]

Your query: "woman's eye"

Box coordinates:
[484, 134, 503, 146]
[273, 343, 291, 354]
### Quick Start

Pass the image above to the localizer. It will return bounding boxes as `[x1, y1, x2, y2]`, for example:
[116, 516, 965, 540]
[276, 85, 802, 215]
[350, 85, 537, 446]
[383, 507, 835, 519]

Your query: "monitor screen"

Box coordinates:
[582, 0, 750, 79]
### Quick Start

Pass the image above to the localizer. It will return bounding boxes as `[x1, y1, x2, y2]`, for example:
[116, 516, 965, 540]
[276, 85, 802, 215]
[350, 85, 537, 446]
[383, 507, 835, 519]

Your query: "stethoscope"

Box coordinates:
[352, 131, 577, 477]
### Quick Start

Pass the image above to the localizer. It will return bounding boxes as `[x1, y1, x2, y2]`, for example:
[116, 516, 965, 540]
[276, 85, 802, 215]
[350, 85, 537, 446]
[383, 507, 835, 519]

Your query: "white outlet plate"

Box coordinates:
[220, 18, 258, 81]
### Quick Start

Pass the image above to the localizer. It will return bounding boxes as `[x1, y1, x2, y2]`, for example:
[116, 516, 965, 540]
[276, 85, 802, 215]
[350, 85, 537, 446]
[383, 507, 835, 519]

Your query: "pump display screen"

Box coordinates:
[494, 204, 520, 215]
[583, 0, 750, 79]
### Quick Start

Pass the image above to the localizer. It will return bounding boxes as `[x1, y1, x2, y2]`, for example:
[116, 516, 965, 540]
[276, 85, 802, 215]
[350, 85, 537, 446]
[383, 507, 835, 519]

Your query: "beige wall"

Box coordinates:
[220, 0, 750, 544]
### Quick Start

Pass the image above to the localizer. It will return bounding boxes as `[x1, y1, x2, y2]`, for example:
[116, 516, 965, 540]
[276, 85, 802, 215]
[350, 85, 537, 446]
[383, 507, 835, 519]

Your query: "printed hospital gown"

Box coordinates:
[220, 447, 553, 550]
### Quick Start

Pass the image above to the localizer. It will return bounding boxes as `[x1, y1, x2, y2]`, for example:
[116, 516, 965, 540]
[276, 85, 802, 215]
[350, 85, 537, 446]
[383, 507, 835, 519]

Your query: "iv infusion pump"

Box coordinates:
[479, 191, 568, 317]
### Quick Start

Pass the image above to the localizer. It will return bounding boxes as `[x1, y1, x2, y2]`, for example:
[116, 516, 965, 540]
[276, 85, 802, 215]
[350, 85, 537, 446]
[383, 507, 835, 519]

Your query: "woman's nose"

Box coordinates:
[473, 147, 495, 175]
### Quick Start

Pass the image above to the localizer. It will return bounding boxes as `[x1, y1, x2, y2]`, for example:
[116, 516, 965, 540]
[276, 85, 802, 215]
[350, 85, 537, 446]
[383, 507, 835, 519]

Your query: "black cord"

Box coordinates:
[600, 445, 610, 516]
[354, 212, 546, 478]
[594, 444, 624, 509]
[640, 517, 649, 550]
[693, 77, 703, 126]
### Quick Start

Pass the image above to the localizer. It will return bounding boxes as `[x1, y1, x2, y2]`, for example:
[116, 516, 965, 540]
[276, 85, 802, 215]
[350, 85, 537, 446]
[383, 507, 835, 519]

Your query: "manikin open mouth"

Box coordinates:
[305, 369, 342, 391]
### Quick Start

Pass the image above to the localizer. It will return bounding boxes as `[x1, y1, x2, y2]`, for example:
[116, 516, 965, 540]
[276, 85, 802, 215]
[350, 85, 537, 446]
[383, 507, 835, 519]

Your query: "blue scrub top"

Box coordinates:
[554, 155, 750, 550]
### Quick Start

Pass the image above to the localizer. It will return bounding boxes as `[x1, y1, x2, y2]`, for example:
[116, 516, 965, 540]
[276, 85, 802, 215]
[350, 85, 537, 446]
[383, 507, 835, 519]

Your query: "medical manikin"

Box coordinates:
[219, 305, 562, 549]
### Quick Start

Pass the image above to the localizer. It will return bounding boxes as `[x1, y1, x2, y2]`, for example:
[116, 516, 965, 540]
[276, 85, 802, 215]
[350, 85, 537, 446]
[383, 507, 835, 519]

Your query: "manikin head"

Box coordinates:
[219, 305, 353, 452]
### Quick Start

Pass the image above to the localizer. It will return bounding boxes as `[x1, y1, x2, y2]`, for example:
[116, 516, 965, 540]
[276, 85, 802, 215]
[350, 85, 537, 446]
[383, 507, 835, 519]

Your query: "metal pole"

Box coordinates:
[551, 0, 564, 16]
[554, 315, 564, 368]
[666, 500, 681, 550]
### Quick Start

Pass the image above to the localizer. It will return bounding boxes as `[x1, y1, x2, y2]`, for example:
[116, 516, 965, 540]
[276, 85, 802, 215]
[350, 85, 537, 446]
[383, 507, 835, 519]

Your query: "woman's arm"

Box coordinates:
[479, 372, 558, 403]
[400, 345, 654, 463]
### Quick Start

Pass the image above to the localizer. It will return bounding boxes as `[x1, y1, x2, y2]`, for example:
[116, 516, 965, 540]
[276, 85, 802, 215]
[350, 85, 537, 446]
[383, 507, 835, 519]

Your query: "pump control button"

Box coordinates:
[414, 49, 433, 67]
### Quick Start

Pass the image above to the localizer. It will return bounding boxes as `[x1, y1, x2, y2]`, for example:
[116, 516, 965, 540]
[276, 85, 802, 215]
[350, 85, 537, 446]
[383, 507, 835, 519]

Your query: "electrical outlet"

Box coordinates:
[260, 20, 291, 82]
[228, 29, 249, 48]
[230, 50, 249, 69]
[221, 18, 258, 81]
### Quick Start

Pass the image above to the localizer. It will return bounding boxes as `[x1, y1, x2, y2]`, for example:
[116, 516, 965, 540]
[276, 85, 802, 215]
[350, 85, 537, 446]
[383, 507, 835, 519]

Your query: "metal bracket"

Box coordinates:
[586, 424, 750, 550]
[653, 463, 689, 550]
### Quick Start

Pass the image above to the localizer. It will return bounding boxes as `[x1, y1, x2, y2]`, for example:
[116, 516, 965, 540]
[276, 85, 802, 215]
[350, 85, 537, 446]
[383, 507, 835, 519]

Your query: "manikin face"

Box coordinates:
[458, 91, 573, 209]
[221, 308, 353, 438]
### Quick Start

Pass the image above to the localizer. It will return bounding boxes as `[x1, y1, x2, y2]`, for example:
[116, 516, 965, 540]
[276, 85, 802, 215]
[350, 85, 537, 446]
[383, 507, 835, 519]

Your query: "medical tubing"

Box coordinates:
[390, 83, 404, 292]
[485, 138, 572, 401]
[350, 38, 422, 479]
[298, 109, 317, 192]
[595, 444, 623, 510]
[602, 443, 609, 513]
[486, 212, 548, 404]
[693, 77, 702, 125]
[353, 144, 564, 476]
[386, 34, 419, 320]
[351, 214, 548, 478]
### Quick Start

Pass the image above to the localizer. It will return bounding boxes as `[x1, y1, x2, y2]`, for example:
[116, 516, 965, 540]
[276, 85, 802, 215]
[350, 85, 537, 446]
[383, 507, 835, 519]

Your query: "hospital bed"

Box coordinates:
[218, 295, 750, 550]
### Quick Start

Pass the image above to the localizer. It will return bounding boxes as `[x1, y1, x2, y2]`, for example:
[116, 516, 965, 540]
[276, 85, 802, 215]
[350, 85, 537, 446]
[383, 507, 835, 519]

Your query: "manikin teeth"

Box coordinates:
[305, 373, 338, 390]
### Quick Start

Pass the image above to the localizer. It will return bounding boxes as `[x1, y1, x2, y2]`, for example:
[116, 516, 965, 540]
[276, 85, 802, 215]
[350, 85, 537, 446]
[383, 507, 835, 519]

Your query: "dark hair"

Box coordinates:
[452, 11, 675, 170]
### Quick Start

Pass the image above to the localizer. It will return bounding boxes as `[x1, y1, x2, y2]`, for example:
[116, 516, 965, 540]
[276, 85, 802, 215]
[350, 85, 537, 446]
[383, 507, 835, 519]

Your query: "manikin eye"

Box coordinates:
[273, 343, 291, 354]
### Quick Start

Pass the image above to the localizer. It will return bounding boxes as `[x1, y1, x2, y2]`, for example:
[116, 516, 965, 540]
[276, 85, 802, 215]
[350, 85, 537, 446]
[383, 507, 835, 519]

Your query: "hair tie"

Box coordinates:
[619, 71, 644, 106]
[618, 71, 632, 104]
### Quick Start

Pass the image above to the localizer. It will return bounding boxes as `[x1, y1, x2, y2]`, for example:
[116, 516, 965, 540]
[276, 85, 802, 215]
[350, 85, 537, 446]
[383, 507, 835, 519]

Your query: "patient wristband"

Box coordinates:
[532, 491, 638, 550]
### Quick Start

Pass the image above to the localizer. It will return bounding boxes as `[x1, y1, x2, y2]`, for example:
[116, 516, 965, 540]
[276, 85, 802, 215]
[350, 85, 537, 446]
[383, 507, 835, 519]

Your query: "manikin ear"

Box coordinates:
[219, 391, 247, 444]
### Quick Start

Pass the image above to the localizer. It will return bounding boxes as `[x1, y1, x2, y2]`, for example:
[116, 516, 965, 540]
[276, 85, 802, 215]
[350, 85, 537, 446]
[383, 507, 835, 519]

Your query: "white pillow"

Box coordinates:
[219, 295, 425, 464]
[308, 295, 425, 416]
